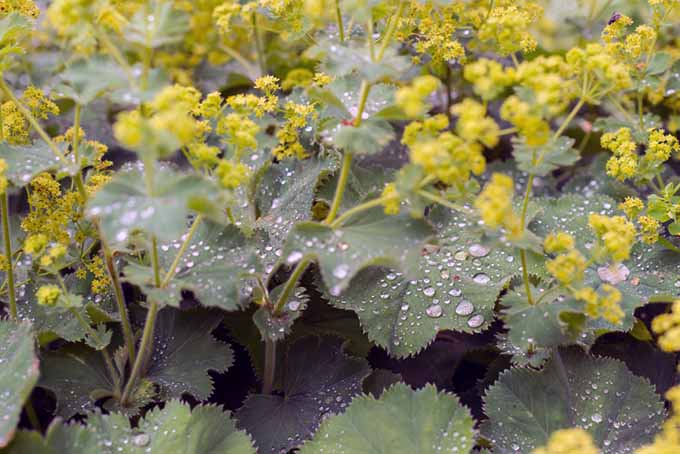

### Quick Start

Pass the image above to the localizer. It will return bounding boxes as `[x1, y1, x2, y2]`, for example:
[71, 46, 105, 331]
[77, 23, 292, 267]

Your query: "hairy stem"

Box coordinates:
[331, 196, 390, 228]
[325, 153, 353, 224]
[274, 256, 311, 314]
[262, 339, 276, 394]
[1, 193, 16, 319]
[160, 216, 203, 287]
[120, 300, 158, 405]
[334, 0, 345, 42]
[376, 0, 406, 62]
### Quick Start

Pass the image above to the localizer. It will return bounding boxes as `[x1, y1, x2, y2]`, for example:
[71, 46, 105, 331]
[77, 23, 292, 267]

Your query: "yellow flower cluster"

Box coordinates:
[619, 197, 645, 219]
[405, 115, 486, 187]
[411, 8, 465, 65]
[546, 249, 586, 285]
[601, 128, 638, 181]
[639, 215, 660, 244]
[0, 0, 38, 18]
[474, 173, 521, 238]
[500, 96, 550, 146]
[515, 55, 575, 116]
[575, 284, 624, 325]
[23, 233, 47, 255]
[450, 99, 500, 148]
[463, 58, 516, 101]
[588, 213, 637, 262]
[651, 300, 680, 352]
[216, 160, 250, 189]
[637, 386, 680, 454]
[84, 255, 110, 294]
[381, 183, 400, 215]
[396, 75, 440, 118]
[36, 284, 61, 306]
[22, 86, 59, 119]
[1, 101, 29, 145]
[281, 69, 333, 90]
[21, 173, 79, 245]
[217, 113, 260, 155]
[645, 128, 680, 166]
[565, 44, 632, 98]
[533, 427, 599, 454]
[602, 14, 657, 63]
[477, 3, 542, 55]
[273, 101, 315, 160]
[544, 231, 575, 254]
[39, 244, 67, 268]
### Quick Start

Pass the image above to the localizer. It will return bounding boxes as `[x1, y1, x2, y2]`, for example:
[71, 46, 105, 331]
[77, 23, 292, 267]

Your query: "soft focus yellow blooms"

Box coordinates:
[601, 128, 638, 181]
[396, 75, 440, 118]
[37, 285, 61, 306]
[515, 55, 575, 115]
[217, 113, 260, 153]
[478, 3, 542, 55]
[651, 300, 680, 352]
[475, 173, 521, 237]
[196, 92, 224, 118]
[272, 101, 315, 160]
[39, 243, 67, 268]
[639, 215, 660, 244]
[23, 233, 47, 255]
[216, 160, 250, 189]
[575, 285, 624, 325]
[1, 101, 29, 145]
[619, 197, 645, 219]
[645, 128, 680, 166]
[409, 132, 486, 187]
[113, 111, 143, 149]
[84, 255, 109, 294]
[601, 14, 633, 43]
[213, 1, 242, 34]
[544, 231, 575, 254]
[547, 250, 587, 285]
[187, 142, 221, 167]
[150, 85, 202, 113]
[402, 114, 449, 146]
[313, 72, 333, 86]
[500, 95, 550, 146]
[450, 99, 500, 148]
[533, 427, 599, 454]
[21, 86, 59, 119]
[21, 173, 79, 245]
[588, 214, 637, 262]
[0, 0, 40, 18]
[566, 43, 632, 97]
[381, 183, 400, 215]
[463, 58, 515, 101]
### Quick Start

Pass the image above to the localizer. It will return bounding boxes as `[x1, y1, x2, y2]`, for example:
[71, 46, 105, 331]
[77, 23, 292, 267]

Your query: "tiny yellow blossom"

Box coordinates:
[196, 92, 223, 118]
[22, 86, 59, 119]
[588, 214, 637, 262]
[396, 75, 440, 118]
[544, 232, 575, 254]
[547, 250, 587, 285]
[216, 160, 250, 189]
[638, 215, 660, 244]
[23, 233, 48, 255]
[381, 183, 400, 215]
[254, 75, 281, 93]
[463, 58, 515, 101]
[619, 197, 644, 219]
[474, 173, 521, 237]
[37, 285, 61, 306]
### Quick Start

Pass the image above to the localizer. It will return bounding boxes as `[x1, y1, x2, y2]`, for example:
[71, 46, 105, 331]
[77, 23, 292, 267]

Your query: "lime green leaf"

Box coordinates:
[87, 167, 213, 245]
[125, 1, 189, 48]
[310, 40, 409, 82]
[513, 136, 580, 176]
[0, 320, 39, 448]
[324, 207, 514, 357]
[145, 308, 233, 400]
[124, 221, 260, 310]
[332, 119, 395, 155]
[646, 52, 673, 76]
[281, 208, 433, 296]
[0, 13, 32, 70]
[0, 142, 66, 187]
[5, 400, 255, 453]
[236, 337, 370, 453]
[300, 383, 475, 454]
[481, 349, 665, 453]
[55, 55, 128, 105]
[38, 344, 115, 418]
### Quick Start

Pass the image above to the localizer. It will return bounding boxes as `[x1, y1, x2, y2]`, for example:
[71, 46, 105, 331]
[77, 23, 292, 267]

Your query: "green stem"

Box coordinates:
[70, 307, 120, 390]
[1, 193, 15, 319]
[335, 0, 345, 42]
[331, 196, 389, 228]
[367, 19, 375, 61]
[262, 339, 276, 394]
[102, 238, 136, 366]
[552, 98, 585, 141]
[325, 153, 353, 224]
[160, 215, 203, 287]
[72, 104, 82, 165]
[151, 236, 161, 288]
[417, 190, 473, 216]
[354, 80, 371, 127]
[24, 400, 41, 432]
[120, 300, 158, 405]
[376, 0, 406, 62]
[252, 14, 266, 77]
[274, 256, 311, 314]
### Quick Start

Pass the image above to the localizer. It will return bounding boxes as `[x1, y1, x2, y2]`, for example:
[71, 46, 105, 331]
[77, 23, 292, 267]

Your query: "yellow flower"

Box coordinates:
[619, 197, 644, 219]
[588, 214, 637, 262]
[312, 72, 333, 87]
[188, 142, 221, 167]
[254, 75, 281, 93]
[113, 111, 143, 149]
[217, 113, 259, 153]
[544, 231, 575, 254]
[651, 300, 680, 352]
[22, 86, 59, 119]
[396, 75, 440, 118]
[23, 233, 48, 255]
[37, 285, 61, 306]
[196, 92, 223, 118]
[463, 58, 515, 101]
[216, 160, 250, 189]
[450, 99, 500, 148]
[381, 183, 400, 215]
[547, 250, 586, 285]
[638, 215, 660, 244]
[150, 84, 202, 113]
[474, 173, 520, 237]
[0, 0, 40, 18]
[645, 128, 680, 165]
[533, 427, 599, 454]
[1, 101, 29, 145]
[500, 96, 550, 146]
[478, 4, 542, 55]
[601, 13, 633, 43]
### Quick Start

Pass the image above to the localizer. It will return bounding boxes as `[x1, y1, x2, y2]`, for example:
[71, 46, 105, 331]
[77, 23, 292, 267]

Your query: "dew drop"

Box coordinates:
[455, 300, 474, 316]
[467, 314, 485, 328]
[425, 304, 443, 318]
[472, 273, 490, 285]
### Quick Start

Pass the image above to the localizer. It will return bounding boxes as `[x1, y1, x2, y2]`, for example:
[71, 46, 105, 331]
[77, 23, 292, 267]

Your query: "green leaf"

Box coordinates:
[125, 1, 190, 48]
[0, 13, 32, 71]
[38, 344, 115, 418]
[332, 119, 395, 155]
[256, 155, 338, 254]
[481, 349, 665, 453]
[512, 136, 579, 177]
[281, 208, 433, 296]
[0, 320, 39, 448]
[55, 55, 128, 105]
[87, 167, 212, 245]
[646, 52, 673, 75]
[124, 220, 260, 310]
[0, 142, 64, 187]
[300, 383, 475, 454]
[145, 308, 233, 400]
[5, 400, 255, 453]
[236, 337, 370, 453]
[324, 206, 515, 357]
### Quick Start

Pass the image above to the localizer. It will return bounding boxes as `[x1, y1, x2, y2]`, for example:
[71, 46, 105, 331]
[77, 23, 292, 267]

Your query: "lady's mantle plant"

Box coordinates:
[0, 0, 679, 453]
